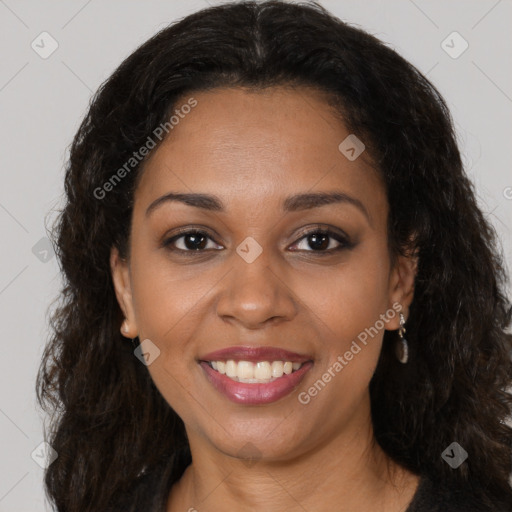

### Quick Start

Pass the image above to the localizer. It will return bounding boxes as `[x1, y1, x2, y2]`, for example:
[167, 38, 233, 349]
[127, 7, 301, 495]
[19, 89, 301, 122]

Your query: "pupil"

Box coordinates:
[185, 234, 206, 250]
[309, 233, 329, 250]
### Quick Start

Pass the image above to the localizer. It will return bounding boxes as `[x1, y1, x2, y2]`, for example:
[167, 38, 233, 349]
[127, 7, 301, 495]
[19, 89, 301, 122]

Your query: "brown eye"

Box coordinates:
[289, 228, 353, 253]
[163, 230, 223, 253]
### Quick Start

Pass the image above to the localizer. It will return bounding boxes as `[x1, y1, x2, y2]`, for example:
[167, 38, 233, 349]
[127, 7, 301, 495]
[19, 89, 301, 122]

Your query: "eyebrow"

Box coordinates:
[145, 190, 371, 222]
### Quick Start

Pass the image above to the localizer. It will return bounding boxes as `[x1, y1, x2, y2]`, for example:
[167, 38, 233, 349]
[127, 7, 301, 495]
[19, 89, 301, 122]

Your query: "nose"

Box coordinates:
[215, 250, 298, 330]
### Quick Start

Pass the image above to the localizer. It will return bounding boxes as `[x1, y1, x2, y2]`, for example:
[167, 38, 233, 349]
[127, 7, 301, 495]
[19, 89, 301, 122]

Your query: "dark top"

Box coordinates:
[404, 474, 511, 511]
[118, 456, 511, 512]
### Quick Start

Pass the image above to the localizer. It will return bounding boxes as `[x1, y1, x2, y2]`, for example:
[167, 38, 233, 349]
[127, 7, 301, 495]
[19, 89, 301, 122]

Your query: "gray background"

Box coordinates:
[0, 0, 511, 510]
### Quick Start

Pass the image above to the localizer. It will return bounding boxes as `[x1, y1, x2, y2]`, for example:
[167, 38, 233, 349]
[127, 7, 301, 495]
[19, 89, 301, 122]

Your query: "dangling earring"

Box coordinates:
[395, 312, 409, 364]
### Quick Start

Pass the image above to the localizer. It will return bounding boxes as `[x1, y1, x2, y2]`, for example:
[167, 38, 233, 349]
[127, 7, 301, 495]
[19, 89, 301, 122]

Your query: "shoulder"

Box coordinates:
[406, 474, 511, 512]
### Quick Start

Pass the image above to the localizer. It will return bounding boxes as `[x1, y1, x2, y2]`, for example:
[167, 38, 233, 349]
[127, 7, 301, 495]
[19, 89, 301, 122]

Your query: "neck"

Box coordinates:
[166, 400, 420, 512]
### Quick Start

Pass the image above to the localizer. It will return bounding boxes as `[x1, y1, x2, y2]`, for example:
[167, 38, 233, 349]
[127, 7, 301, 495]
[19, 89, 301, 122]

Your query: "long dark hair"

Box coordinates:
[36, 1, 512, 510]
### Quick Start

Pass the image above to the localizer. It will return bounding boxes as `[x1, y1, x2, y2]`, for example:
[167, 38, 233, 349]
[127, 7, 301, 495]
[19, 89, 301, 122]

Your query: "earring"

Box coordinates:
[121, 319, 139, 348]
[121, 320, 130, 336]
[395, 312, 409, 364]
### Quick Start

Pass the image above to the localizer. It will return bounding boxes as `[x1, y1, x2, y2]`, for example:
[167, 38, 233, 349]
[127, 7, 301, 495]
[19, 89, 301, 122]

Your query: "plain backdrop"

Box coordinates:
[0, 1, 511, 510]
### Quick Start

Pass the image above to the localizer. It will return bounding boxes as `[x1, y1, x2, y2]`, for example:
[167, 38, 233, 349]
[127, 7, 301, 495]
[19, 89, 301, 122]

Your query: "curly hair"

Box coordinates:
[36, 1, 512, 510]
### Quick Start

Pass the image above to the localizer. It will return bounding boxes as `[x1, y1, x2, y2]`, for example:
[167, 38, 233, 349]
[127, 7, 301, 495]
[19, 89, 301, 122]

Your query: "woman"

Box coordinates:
[36, 1, 512, 511]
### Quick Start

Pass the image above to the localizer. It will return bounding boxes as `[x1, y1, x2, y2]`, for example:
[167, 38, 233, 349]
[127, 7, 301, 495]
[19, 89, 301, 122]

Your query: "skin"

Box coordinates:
[111, 86, 419, 512]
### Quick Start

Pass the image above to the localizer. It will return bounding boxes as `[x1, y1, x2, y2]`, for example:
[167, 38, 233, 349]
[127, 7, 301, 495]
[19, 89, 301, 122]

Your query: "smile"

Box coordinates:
[198, 345, 314, 405]
[199, 359, 313, 405]
[206, 360, 303, 383]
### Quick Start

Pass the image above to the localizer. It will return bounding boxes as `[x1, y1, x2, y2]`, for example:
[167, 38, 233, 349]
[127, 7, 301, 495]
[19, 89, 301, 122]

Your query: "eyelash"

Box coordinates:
[162, 226, 353, 256]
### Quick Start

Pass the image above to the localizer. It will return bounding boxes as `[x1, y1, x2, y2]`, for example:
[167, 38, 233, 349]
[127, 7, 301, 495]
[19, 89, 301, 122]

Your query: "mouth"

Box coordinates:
[198, 346, 314, 405]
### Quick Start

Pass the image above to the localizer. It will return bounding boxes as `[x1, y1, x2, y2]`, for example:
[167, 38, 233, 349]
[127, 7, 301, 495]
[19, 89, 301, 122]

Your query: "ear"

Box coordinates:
[386, 249, 418, 330]
[110, 246, 138, 338]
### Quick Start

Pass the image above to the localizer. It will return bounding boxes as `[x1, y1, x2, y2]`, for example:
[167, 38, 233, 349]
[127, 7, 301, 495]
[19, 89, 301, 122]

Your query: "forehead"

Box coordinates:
[134, 86, 386, 220]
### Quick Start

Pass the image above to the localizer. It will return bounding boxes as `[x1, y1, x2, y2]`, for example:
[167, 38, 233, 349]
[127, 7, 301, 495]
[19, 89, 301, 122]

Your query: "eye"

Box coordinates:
[162, 226, 353, 256]
[289, 227, 352, 253]
[163, 229, 223, 253]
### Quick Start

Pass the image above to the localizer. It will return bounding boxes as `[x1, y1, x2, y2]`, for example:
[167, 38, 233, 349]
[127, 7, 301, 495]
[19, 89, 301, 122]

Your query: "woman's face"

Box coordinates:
[111, 86, 416, 461]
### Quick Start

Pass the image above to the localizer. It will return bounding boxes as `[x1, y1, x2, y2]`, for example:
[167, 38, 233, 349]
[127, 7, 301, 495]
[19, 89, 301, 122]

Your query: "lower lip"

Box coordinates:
[199, 361, 314, 405]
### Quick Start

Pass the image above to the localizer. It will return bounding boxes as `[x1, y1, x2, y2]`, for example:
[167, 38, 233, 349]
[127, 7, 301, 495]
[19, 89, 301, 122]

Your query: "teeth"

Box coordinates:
[208, 360, 304, 383]
[226, 360, 237, 378]
[238, 361, 254, 379]
[271, 361, 284, 378]
[255, 361, 271, 380]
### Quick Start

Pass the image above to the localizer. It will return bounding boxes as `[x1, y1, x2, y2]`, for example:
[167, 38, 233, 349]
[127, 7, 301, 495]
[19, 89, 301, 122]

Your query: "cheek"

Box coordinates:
[129, 249, 209, 385]
[297, 240, 391, 339]
[293, 239, 391, 391]
[131, 247, 200, 332]
[129, 252, 206, 423]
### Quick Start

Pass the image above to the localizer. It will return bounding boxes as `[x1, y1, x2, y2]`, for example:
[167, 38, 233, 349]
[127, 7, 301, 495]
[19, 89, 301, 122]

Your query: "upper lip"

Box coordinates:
[199, 345, 313, 363]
